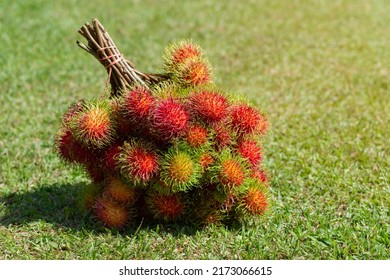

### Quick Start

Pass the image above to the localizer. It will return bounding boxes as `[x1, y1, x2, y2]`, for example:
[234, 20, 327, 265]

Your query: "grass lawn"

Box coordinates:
[0, 0, 389, 259]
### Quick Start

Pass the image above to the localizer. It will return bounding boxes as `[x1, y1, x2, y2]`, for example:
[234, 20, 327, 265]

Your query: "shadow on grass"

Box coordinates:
[0, 183, 215, 236]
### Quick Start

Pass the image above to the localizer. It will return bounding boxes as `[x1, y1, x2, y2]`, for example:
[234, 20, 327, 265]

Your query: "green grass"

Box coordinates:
[0, 0, 389, 259]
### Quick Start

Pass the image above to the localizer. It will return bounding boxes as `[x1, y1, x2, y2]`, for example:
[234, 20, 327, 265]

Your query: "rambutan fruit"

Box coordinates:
[54, 127, 94, 164]
[219, 158, 246, 188]
[105, 177, 137, 205]
[150, 98, 189, 141]
[189, 91, 228, 123]
[185, 124, 208, 147]
[237, 139, 263, 167]
[71, 100, 115, 149]
[200, 153, 214, 170]
[117, 140, 159, 185]
[164, 41, 202, 71]
[121, 86, 154, 122]
[175, 58, 212, 87]
[250, 168, 269, 185]
[54, 128, 75, 163]
[230, 104, 268, 136]
[85, 163, 106, 183]
[211, 120, 233, 150]
[94, 197, 130, 229]
[79, 183, 102, 211]
[242, 187, 268, 215]
[159, 148, 202, 193]
[102, 143, 122, 174]
[147, 192, 185, 221]
[61, 99, 85, 127]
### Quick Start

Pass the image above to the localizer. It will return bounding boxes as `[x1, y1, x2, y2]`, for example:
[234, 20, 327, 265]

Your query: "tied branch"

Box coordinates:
[76, 18, 167, 97]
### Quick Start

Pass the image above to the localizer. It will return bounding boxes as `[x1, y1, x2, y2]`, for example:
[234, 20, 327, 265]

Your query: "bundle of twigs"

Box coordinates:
[76, 18, 167, 96]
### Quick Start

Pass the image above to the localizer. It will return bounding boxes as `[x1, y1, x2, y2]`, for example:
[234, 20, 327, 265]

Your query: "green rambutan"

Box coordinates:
[164, 40, 202, 71]
[105, 177, 137, 205]
[230, 104, 268, 136]
[71, 100, 115, 149]
[185, 124, 208, 147]
[147, 192, 185, 221]
[190, 91, 228, 123]
[159, 147, 202, 193]
[237, 139, 263, 167]
[150, 98, 189, 140]
[94, 197, 130, 229]
[117, 140, 159, 185]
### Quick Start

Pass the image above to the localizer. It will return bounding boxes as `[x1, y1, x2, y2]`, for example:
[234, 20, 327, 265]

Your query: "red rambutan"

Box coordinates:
[105, 177, 137, 205]
[102, 143, 122, 174]
[151, 99, 189, 140]
[164, 41, 202, 70]
[147, 193, 185, 221]
[61, 99, 85, 127]
[250, 169, 269, 185]
[85, 163, 106, 183]
[230, 104, 268, 136]
[243, 188, 268, 215]
[118, 141, 159, 184]
[211, 121, 232, 150]
[237, 139, 263, 167]
[190, 91, 228, 122]
[121, 86, 154, 122]
[185, 124, 208, 147]
[94, 197, 130, 229]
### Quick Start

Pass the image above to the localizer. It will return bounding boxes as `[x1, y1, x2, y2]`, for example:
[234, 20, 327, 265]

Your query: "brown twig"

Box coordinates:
[77, 18, 168, 97]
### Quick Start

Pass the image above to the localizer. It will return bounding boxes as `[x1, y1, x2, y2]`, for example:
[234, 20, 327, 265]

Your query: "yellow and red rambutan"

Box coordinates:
[190, 91, 228, 122]
[121, 86, 154, 122]
[94, 197, 130, 229]
[71, 100, 115, 149]
[105, 177, 137, 205]
[230, 104, 268, 136]
[102, 143, 122, 174]
[164, 41, 202, 71]
[176, 59, 211, 87]
[219, 158, 246, 188]
[151, 99, 189, 140]
[160, 148, 202, 193]
[237, 139, 263, 167]
[118, 140, 159, 185]
[242, 188, 268, 215]
[147, 192, 185, 221]
[185, 124, 208, 147]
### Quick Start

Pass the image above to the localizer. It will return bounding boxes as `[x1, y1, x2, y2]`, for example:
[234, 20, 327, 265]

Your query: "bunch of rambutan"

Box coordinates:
[55, 21, 270, 229]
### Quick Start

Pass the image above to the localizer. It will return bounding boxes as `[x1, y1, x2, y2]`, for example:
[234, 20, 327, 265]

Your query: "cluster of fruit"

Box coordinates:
[55, 40, 270, 229]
